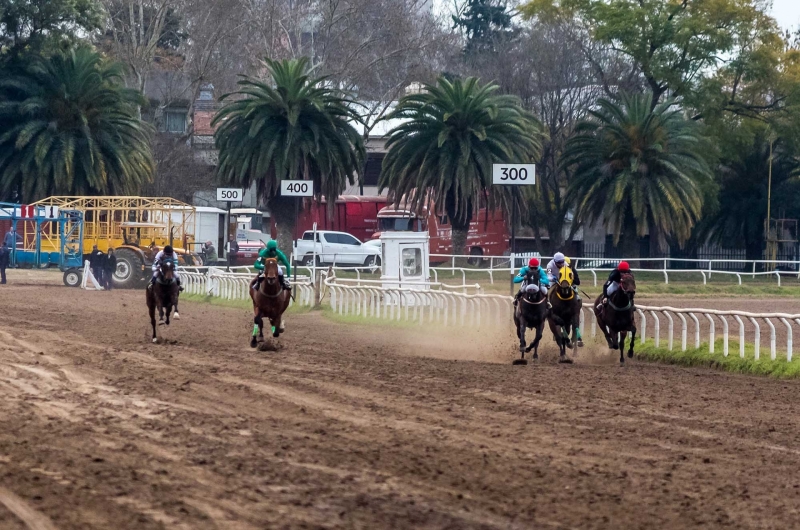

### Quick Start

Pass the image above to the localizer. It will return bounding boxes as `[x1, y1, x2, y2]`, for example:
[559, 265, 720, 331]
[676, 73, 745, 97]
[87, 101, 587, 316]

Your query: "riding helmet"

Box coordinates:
[528, 257, 539, 267]
[164, 245, 174, 253]
[266, 240, 278, 251]
[554, 252, 565, 264]
[618, 261, 630, 271]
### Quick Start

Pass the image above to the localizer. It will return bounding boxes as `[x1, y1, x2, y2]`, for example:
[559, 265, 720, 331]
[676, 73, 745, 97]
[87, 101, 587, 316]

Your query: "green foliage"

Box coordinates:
[521, 0, 789, 117]
[452, 0, 517, 56]
[563, 94, 712, 252]
[695, 129, 800, 258]
[0, 47, 153, 201]
[380, 76, 544, 255]
[0, 0, 103, 64]
[213, 57, 365, 232]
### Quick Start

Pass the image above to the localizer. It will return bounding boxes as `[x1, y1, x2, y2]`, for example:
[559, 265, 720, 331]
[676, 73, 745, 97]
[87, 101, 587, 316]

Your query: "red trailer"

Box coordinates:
[272, 196, 389, 242]
[372, 203, 509, 264]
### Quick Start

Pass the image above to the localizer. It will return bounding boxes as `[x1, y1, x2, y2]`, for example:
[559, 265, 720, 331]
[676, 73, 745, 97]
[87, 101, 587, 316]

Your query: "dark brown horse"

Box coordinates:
[594, 273, 637, 363]
[513, 278, 548, 365]
[249, 257, 291, 347]
[146, 260, 180, 343]
[547, 267, 582, 363]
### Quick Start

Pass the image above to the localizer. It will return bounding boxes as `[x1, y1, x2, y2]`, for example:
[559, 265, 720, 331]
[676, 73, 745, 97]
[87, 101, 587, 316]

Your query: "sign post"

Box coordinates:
[280, 180, 314, 299]
[492, 163, 536, 295]
[217, 188, 243, 270]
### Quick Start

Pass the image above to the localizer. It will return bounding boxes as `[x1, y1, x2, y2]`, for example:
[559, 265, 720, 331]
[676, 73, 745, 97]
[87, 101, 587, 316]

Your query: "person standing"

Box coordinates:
[104, 248, 117, 290]
[225, 235, 239, 270]
[89, 245, 105, 287]
[203, 240, 218, 265]
[4, 228, 19, 266]
[0, 242, 9, 284]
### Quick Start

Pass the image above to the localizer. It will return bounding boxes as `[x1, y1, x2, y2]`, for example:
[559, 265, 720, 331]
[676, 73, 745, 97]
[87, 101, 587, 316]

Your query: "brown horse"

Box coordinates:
[249, 257, 291, 347]
[146, 260, 180, 343]
[594, 273, 637, 363]
[547, 267, 582, 364]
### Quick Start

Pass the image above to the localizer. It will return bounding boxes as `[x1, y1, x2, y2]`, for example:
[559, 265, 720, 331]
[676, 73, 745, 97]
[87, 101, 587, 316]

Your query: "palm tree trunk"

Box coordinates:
[451, 225, 469, 266]
[268, 196, 298, 260]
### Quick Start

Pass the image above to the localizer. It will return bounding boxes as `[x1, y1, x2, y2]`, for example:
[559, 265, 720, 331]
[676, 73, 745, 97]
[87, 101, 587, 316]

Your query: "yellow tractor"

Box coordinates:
[33, 196, 201, 288]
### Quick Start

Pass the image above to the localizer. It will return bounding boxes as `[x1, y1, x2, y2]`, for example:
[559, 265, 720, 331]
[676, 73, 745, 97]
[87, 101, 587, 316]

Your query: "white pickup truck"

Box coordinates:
[293, 230, 381, 266]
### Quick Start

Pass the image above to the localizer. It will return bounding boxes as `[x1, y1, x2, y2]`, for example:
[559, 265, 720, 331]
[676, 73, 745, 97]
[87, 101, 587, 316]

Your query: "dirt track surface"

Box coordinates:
[2, 284, 800, 529]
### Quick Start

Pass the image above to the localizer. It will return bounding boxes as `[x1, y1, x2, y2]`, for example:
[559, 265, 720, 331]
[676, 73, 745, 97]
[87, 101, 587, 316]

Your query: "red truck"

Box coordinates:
[371, 203, 509, 264]
[270, 195, 388, 243]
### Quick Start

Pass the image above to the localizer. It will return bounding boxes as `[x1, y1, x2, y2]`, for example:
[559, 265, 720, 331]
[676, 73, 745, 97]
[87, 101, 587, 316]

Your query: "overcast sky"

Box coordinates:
[771, 0, 800, 31]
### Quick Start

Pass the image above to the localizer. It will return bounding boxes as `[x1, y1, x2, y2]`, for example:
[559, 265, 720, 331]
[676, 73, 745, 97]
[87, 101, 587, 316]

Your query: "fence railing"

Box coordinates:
[180, 265, 800, 364]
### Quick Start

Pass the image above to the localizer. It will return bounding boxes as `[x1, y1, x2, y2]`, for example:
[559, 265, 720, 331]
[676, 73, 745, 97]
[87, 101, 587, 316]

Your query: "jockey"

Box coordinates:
[513, 257, 549, 305]
[546, 252, 581, 300]
[150, 245, 182, 291]
[254, 240, 291, 291]
[598, 261, 632, 309]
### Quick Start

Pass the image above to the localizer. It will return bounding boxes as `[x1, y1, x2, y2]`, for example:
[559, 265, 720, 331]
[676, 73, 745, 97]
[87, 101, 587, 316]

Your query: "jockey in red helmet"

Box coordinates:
[513, 257, 550, 306]
[599, 261, 632, 309]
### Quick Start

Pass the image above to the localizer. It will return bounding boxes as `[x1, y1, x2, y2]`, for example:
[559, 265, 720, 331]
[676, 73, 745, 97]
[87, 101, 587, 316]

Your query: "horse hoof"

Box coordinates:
[158, 322, 166, 327]
[152, 338, 158, 343]
[173, 312, 180, 320]
[577, 340, 584, 348]
[533, 353, 539, 360]
[558, 357, 573, 364]
[628, 351, 634, 359]
[250, 339, 257, 348]
[272, 332, 280, 338]
[512, 358, 528, 366]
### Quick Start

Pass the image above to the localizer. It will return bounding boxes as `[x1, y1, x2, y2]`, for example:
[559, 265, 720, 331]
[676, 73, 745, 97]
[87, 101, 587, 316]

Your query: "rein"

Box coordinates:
[521, 294, 547, 306]
[608, 293, 633, 311]
[555, 288, 574, 301]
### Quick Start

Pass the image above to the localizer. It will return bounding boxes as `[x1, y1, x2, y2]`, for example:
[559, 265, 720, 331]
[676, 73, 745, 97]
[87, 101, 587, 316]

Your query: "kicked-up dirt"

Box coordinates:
[1, 283, 800, 529]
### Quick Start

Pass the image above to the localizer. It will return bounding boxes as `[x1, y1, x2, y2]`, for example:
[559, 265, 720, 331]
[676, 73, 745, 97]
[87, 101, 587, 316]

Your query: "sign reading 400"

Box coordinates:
[492, 164, 536, 186]
[281, 180, 314, 197]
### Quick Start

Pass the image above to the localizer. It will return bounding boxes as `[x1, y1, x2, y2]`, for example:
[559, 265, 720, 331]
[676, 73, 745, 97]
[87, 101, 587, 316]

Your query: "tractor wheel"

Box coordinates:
[114, 248, 144, 289]
[63, 268, 82, 288]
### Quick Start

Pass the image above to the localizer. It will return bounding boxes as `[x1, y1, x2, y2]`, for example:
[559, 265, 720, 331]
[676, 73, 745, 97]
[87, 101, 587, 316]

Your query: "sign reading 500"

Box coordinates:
[492, 164, 536, 186]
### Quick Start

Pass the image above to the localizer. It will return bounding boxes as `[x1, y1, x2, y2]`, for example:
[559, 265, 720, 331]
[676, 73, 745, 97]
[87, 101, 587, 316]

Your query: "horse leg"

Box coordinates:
[158, 306, 165, 325]
[528, 322, 544, 361]
[165, 305, 171, 326]
[149, 302, 157, 343]
[628, 325, 637, 359]
[272, 316, 280, 338]
[251, 309, 262, 348]
[596, 313, 614, 348]
[619, 332, 626, 364]
[573, 312, 584, 347]
[173, 293, 180, 320]
[516, 317, 526, 355]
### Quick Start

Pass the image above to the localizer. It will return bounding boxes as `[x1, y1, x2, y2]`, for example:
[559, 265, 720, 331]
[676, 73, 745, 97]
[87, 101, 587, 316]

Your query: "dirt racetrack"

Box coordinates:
[2, 283, 800, 529]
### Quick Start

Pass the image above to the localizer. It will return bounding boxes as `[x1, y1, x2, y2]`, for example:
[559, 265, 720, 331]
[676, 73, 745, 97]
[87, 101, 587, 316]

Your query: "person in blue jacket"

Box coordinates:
[513, 257, 550, 306]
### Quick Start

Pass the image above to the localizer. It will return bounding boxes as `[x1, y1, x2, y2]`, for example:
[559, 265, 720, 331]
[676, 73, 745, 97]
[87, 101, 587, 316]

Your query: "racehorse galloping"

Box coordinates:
[249, 257, 291, 347]
[146, 260, 180, 343]
[547, 267, 582, 363]
[513, 277, 549, 364]
[594, 273, 637, 363]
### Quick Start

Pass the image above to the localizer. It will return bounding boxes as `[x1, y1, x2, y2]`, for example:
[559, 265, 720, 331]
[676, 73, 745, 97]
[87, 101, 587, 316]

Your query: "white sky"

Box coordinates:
[770, 0, 800, 31]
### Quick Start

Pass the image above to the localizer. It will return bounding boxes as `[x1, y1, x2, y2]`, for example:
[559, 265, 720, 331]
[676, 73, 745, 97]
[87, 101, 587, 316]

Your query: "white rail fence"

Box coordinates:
[430, 254, 800, 287]
[179, 265, 800, 363]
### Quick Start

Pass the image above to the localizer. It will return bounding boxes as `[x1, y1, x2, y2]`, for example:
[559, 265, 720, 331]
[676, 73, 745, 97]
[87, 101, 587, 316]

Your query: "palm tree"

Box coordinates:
[563, 94, 712, 258]
[380, 76, 543, 262]
[213, 58, 365, 253]
[696, 132, 800, 261]
[0, 48, 153, 201]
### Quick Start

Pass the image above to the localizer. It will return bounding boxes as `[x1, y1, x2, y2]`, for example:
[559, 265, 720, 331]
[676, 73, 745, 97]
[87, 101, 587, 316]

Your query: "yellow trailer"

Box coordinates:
[33, 196, 200, 288]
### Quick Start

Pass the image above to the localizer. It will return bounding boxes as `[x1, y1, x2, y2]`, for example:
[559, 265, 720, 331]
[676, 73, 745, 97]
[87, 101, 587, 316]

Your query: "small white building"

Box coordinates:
[380, 232, 430, 290]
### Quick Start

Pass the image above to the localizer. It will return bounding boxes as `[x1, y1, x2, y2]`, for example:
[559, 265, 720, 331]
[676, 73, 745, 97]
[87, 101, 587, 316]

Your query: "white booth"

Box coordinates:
[380, 232, 430, 290]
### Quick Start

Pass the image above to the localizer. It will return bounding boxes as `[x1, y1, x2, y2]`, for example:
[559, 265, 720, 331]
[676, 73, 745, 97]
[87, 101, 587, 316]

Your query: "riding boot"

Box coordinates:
[513, 291, 521, 306]
[177, 278, 184, 292]
[282, 277, 291, 291]
[148, 276, 156, 290]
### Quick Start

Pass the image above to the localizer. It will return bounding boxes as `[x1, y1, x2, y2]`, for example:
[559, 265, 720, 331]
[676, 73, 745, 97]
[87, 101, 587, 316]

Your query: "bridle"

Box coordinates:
[608, 273, 635, 311]
[259, 257, 283, 299]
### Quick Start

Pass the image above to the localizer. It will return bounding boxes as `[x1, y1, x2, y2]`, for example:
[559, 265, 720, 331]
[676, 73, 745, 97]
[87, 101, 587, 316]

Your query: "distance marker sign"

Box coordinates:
[281, 180, 314, 197]
[492, 164, 535, 185]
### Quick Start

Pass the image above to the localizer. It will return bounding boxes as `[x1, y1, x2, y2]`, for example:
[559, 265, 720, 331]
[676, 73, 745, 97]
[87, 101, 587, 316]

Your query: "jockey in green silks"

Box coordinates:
[253, 240, 291, 291]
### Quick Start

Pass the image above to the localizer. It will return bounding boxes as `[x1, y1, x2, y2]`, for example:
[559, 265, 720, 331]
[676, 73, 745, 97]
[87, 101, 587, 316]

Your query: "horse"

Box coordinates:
[146, 260, 180, 343]
[513, 277, 549, 365]
[547, 266, 583, 363]
[249, 257, 291, 347]
[594, 273, 637, 363]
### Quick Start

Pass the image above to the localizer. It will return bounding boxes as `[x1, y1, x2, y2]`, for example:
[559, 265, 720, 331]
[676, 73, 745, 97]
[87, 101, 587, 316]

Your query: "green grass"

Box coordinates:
[180, 293, 312, 314]
[635, 337, 800, 377]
